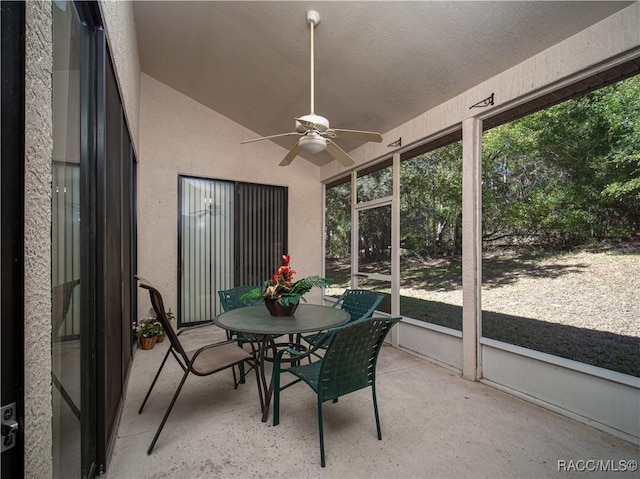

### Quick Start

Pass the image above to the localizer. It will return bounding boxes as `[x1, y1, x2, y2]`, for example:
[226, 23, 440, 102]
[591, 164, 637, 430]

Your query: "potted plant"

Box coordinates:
[242, 254, 329, 316]
[144, 307, 175, 343]
[135, 319, 162, 350]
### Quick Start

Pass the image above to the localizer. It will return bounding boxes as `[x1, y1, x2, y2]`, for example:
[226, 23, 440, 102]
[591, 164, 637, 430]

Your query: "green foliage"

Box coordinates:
[325, 183, 351, 259]
[135, 319, 162, 339]
[482, 75, 640, 248]
[325, 75, 639, 260]
[401, 142, 463, 257]
[243, 276, 330, 306]
[241, 254, 330, 306]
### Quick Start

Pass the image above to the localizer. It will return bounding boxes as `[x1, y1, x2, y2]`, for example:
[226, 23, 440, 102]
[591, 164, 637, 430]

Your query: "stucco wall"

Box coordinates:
[137, 74, 324, 317]
[24, 1, 53, 477]
[99, 0, 141, 153]
[320, 1, 640, 181]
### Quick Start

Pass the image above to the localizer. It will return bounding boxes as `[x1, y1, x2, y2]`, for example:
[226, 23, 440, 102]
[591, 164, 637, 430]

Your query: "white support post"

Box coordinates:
[390, 153, 401, 346]
[462, 117, 483, 381]
[350, 170, 358, 289]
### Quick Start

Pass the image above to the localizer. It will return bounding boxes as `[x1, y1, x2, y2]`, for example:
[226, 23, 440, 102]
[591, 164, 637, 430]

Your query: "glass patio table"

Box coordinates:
[215, 304, 350, 422]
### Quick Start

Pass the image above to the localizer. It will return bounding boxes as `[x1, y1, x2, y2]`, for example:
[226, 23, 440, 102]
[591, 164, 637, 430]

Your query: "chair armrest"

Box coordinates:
[274, 331, 332, 367]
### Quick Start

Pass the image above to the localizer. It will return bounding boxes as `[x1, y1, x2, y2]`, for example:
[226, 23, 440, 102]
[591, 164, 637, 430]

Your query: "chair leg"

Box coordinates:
[237, 362, 246, 385]
[147, 369, 190, 454]
[139, 347, 172, 414]
[272, 359, 281, 426]
[228, 333, 247, 387]
[371, 383, 382, 440]
[231, 366, 239, 389]
[230, 336, 247, 387]
[232, 364, 249, 389]
[251, 357, 264, 413]
[317, 396, 326, 467]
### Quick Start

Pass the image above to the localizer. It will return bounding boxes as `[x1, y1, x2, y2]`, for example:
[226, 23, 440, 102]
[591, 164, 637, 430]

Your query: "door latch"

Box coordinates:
[1, 403, 19, 452]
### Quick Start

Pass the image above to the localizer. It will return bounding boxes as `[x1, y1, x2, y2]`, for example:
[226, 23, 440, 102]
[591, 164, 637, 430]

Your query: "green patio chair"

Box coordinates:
[218, 286, 282, 383]
[299, 289, 384, 351]
[273, 315, 401, 467]
[218, 285, 264, 312]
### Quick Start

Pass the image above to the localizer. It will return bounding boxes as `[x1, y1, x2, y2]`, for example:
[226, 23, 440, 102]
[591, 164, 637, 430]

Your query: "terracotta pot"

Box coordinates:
[139, 336, 156, 350]
[264, 298, 298, 317]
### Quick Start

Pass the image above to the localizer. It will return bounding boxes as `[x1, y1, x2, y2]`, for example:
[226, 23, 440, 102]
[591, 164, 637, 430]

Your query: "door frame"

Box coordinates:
[1, 1, 26, 476]
[350, 154, 401, 320]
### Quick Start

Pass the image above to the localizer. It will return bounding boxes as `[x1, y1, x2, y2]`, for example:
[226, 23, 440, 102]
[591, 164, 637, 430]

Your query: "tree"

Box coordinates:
[326, 75, 640, 262]
[325, 182, 351, 259]
[482, 75, 640, 248]
[401, 143, 463, 257]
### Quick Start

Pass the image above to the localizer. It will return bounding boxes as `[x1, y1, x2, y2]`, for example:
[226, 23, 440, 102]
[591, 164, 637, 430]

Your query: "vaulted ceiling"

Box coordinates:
[133, 1, 632, 166]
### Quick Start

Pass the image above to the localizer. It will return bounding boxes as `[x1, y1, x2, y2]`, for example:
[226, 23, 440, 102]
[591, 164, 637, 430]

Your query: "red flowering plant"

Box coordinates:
[242, 254, 329, 307]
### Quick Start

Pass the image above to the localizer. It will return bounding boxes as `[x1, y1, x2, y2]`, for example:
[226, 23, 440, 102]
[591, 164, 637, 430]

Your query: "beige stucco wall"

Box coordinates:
[99, 0, 141, 152]
[137, 74, 324, 317]
[24, 1, 53, 477]
[320, 1, 640, 181]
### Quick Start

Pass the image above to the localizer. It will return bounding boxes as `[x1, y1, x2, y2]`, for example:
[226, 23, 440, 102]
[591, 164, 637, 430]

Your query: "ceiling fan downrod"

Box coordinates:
[240, 9, 382, 168]
[307, 10, 320, 115]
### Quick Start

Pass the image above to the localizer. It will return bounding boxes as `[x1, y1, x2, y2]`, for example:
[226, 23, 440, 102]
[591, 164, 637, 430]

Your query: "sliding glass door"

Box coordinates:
[179, 177, 234, 323]
[52, 2, 83, 475]
[178, 176, 287, 326]
[53, 2, 137, 476]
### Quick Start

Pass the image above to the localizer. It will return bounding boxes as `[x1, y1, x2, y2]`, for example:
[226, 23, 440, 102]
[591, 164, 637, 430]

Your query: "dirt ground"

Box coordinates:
[425, 246, 639, 338]
[328, 243, 640, 376]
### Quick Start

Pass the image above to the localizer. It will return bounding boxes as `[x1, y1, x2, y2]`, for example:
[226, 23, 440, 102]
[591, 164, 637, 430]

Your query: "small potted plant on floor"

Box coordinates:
[135, 319, 162, 350]
[143, 307, 175, 343]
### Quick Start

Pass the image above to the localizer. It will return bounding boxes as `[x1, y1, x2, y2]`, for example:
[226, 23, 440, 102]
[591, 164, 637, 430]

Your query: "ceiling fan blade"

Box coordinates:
[241, 132, 300, 144]
[279, 143, 302, 166]
[329, 129, 383, 143]
[325, 140, 355, 167]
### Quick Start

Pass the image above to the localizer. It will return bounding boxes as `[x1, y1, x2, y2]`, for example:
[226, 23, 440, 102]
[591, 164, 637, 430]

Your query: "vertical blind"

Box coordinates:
[52, 161, 81, 338]
[236, 183, 288, 286]
[178, 176, 287, 325]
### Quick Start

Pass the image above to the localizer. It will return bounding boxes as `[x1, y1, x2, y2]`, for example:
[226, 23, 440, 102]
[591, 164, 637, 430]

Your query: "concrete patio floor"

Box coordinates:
[106, 325, 639, 478]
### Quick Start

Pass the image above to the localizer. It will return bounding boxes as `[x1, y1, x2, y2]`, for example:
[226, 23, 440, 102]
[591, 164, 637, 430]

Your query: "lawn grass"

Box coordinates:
[326, 243, 640, 377]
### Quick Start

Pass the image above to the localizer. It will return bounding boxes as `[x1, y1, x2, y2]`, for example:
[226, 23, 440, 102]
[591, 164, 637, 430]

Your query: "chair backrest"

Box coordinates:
[218, 285, 263, 311]
[138, 278, 189, 361]
[318, 316, 401, 400]
[331, 289, 384, 322]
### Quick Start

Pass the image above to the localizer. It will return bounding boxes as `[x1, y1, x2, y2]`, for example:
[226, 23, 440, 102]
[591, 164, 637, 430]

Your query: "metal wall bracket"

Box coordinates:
[388, 138, 402, 148]
[469, 93, 495, 109]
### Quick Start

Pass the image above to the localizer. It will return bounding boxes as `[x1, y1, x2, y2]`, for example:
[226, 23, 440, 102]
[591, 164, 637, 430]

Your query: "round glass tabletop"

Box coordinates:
[215, 303, 350, 335]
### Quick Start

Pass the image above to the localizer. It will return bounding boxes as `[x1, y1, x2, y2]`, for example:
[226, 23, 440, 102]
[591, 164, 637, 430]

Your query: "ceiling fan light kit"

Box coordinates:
[299, 131, 327, 153]
[241, 10, 382, 167]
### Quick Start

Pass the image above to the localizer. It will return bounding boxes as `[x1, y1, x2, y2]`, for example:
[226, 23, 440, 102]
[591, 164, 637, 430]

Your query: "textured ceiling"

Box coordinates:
[133, 1, 632, 166]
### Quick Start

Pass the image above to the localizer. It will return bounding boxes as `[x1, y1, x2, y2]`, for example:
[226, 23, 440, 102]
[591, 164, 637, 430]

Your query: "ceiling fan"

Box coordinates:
[241, 10, 383, 167]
